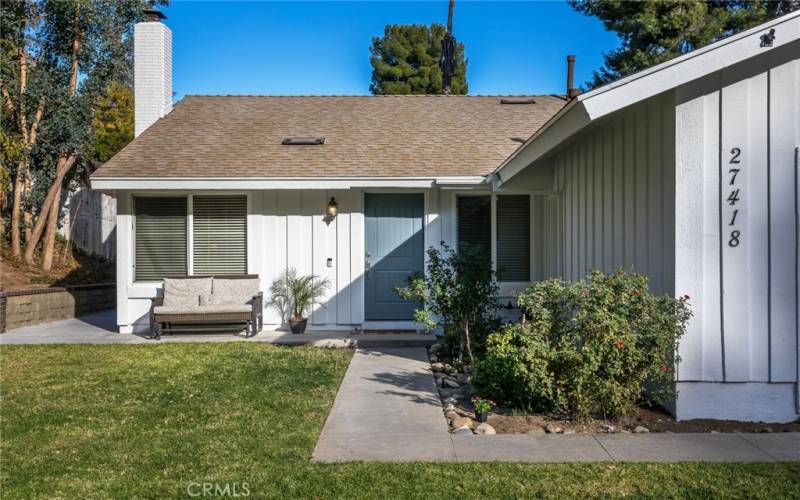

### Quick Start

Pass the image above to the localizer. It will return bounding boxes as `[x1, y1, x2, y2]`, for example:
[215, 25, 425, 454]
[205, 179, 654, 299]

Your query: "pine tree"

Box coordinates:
[370, 23, 468, 95]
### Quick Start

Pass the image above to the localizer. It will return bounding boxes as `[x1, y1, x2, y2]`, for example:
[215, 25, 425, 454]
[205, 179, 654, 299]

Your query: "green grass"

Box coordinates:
[1, 344, 798, 499]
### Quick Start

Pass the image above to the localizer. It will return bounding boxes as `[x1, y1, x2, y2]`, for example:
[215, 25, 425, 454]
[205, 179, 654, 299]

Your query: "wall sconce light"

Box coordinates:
[325, 196, 338, 223]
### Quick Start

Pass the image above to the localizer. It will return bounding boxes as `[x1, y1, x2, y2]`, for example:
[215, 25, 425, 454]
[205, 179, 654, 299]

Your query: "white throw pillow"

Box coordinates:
[210, 278, 260, 306]
[163, 277, 212, 308]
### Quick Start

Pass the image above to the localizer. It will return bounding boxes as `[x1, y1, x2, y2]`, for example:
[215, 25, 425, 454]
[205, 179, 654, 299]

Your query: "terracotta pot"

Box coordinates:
[289, 318, 308, 334]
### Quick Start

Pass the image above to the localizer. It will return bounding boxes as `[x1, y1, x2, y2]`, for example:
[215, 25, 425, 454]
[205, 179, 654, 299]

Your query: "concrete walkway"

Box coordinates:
[314, 348, 800, 462]
[313, 347, 456, 461]
[0, 310, 435, 348]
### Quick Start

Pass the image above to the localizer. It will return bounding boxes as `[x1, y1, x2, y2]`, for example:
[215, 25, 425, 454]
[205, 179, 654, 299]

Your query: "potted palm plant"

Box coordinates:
[269, 268, 330, 334]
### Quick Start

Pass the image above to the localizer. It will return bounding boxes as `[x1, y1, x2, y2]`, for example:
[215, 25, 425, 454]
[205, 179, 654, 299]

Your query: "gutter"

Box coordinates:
[90, 175, 488, 191]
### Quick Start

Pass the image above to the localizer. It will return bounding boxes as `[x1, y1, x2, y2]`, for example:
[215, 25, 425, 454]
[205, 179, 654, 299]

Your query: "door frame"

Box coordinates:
[361, 189, 430, 324]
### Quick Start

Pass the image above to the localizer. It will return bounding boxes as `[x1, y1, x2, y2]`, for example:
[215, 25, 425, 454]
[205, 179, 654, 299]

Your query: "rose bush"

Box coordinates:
[472, 270, 692, 420]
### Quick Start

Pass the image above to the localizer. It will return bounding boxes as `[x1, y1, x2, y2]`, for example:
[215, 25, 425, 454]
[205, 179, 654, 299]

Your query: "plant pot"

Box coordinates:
[475, 411, 488, 423]
[289, 318, 308, 334]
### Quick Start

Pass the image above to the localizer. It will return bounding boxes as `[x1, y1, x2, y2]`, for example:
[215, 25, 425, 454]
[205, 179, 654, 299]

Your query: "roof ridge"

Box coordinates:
[181, 94, 559, 98]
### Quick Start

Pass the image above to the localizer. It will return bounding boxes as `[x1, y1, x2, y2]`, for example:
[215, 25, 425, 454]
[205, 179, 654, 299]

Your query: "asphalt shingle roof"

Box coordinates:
[92, 95, 566, 178]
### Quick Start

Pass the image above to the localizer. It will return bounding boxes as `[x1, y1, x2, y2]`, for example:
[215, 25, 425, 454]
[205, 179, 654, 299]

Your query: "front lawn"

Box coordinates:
[1, 344, 798, 499]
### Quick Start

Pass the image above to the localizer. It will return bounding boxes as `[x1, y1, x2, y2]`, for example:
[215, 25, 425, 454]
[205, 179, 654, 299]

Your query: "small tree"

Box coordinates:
[396, 242, 500, 365]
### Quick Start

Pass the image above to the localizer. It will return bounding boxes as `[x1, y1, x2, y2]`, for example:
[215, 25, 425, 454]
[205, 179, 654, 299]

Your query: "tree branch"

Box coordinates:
[0, 83, 14, 116]
[27, 96, 45, 147]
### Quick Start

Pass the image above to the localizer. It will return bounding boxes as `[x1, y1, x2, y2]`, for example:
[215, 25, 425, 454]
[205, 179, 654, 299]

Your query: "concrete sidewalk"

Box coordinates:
[0, 310, 435, 348]
[313, 347, 456, 461]
[313, 348, 800, 463]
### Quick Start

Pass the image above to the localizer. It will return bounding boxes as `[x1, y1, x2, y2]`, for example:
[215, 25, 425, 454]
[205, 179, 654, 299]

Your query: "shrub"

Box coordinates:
[396, 242, 500, 364]
[472, 270, 692, 420]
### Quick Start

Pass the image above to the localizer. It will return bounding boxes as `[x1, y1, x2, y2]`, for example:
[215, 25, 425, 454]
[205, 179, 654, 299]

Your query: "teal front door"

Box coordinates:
[364, 193, 424, 320]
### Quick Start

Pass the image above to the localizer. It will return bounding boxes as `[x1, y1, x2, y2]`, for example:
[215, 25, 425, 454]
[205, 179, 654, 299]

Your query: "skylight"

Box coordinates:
[500, 98, 536, 105]
[281, 137, 325, 145]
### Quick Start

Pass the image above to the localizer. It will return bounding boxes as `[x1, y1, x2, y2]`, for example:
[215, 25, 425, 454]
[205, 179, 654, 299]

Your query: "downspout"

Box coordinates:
[795, 146, 799, 414]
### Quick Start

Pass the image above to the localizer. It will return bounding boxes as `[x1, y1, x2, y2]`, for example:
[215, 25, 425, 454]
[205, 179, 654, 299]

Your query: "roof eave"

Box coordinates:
[494, 10, 800, 187]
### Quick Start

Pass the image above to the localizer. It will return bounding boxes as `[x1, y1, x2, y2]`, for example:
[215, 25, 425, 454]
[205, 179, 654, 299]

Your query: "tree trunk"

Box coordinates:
[41, 184, 62, 271]
[10, 165, 24, 257]
[23, 154, 76, 265]
[23, 176, 32, 243]
[462, 320, 475, 366]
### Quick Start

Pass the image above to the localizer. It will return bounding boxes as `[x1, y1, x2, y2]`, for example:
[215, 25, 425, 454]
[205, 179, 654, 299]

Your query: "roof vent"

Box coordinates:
[500, 98, 536, 105]
[282, 137, 325, 145]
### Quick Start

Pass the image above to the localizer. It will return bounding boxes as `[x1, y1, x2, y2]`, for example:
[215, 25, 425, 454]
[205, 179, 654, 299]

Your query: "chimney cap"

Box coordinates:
[143, 8, 166, 22]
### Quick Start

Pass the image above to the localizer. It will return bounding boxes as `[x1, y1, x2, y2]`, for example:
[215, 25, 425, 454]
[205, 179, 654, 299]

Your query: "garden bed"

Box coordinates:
[428, 345, 800, 435]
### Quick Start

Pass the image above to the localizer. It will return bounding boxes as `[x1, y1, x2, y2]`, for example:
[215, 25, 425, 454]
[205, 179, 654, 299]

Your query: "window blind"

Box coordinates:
[496, 195, 530, 282]
[134, 197, 187, 281]
[457, 196, 491, 260]
[192, 196, 247, 275]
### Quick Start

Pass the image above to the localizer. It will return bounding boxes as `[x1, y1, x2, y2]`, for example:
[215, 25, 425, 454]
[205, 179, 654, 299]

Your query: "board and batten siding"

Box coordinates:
[675, 51, 799, 391]
[544, 92, 677, 296]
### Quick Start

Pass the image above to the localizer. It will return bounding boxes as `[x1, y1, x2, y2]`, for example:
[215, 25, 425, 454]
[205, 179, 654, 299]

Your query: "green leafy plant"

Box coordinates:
[471, 396, 495, 414]
[396, 242, 500, 365]
[472, 270, 692, 420]
[269, 268, 330, 320]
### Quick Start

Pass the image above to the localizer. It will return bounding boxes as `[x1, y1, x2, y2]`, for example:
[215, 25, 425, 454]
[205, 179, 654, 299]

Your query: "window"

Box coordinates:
[456, 194, 531, 283]
[134, 197, 187, 281]
[457, 196, 491, 259]
[496, 195, 530, 282]
[192, 196, 248, 275]
[133, 195, 248, 281]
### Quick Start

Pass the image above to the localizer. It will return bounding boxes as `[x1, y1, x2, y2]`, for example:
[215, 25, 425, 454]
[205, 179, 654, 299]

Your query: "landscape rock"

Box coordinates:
[443, 397, 458, 406]
[430, 362, 445, 373]
[525, 426, 546, 435]
[453, 426, 473, 435]
[438, 388, 464, 399]
[456, 373, 470, 385]
[562, 429, 576, 435]
[633, 425, 650, 434]
[445, 410, 460, 421]
[442, 377, 460, 388]
[451, 416, 473, 429]
[544, 424, 563, 434]
[474, 423, 496, 435]
[602, 424, 616, 433]
[429, 354, 438, 363]
[428, 343, 443, 354]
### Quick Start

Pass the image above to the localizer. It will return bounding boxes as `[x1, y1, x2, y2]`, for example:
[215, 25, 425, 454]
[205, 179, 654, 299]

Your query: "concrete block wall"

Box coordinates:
[0, 284, 115, 332]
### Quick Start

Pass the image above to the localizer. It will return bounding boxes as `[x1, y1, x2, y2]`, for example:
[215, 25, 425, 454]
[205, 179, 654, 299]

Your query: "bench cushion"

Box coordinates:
[210, 278, 260, 306]
[163, 277, 212, 307]
[154, 304, 251, 315]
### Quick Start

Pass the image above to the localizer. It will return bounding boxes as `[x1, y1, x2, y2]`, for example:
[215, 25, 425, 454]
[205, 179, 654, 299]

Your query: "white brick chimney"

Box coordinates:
[134, 9, 172, 137]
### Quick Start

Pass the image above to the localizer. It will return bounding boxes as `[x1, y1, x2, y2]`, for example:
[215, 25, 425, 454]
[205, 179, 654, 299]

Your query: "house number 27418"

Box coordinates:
[727, 147, 742, 247]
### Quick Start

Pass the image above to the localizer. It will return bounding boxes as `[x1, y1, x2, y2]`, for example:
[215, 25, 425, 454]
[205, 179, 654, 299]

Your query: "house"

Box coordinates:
[92, 10, 799, 422]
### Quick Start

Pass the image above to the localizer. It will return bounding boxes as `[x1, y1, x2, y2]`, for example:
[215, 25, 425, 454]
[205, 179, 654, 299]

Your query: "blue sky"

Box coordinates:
[160, 1, 619, 98]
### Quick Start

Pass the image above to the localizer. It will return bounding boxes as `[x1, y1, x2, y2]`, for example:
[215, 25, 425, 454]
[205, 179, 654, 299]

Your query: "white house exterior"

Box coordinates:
[495, 12, 800, 422]
[92, 11, 800, 422]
